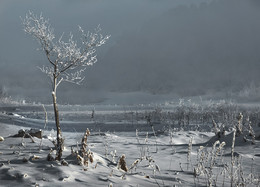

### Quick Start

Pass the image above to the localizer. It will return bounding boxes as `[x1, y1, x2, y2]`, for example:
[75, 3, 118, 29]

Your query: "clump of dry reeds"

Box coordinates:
[118, 154, 128, 172]
[129, 158, 140, 172]
[212, 118, 225, 138]
[193, 140, 226, 186]
[73, 128, 94, 166]
[47, 148, 55, 161]
[110, 150, 117, 163]
[192, 112, 259, 186]
[236, 112, 243, 136]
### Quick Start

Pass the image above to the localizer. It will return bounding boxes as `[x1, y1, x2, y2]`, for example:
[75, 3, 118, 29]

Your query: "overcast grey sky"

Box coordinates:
[0, 0, 260, 104]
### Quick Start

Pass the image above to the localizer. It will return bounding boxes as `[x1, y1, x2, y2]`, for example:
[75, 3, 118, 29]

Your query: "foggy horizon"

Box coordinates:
[1, 0, 260, 104]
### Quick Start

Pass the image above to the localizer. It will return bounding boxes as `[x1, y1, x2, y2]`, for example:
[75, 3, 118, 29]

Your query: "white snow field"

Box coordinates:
[0, 100, 259, 187]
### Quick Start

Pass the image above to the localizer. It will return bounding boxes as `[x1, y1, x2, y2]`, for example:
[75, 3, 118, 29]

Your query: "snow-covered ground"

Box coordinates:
[0, 101, 259, 186]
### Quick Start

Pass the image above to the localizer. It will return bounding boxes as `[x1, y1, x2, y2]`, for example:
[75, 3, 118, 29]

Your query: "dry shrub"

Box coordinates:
[75, 128, 94, 166]
[118, 154, 128, 172]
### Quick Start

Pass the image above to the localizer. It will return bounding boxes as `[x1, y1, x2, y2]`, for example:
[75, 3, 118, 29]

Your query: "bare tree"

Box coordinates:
[21, 11, 110, 160]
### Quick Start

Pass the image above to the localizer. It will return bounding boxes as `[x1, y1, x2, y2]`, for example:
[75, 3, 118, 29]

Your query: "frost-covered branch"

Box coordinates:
[62, 68, 87, 85]
[21, 11, 110, 87]
[37, 65, 54, 78]
[21, 11, 55, 65]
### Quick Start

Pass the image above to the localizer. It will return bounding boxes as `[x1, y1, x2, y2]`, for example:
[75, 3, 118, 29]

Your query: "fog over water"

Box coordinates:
[0, 0, 260, 104]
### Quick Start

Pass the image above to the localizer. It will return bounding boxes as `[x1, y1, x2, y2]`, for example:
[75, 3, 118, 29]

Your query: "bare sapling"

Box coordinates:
[146, 113, 158, 152]
[151, 125, 158, 153]
[21, 11, 110, 160]
[245, 117, 255, 144]
[231, 128, 236, 187]
[187, 136, 193, 170]
[136, 129, 150, 158]
[39, 104, 48, 151]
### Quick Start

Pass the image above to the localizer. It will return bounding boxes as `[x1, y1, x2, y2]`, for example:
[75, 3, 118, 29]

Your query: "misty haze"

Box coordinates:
[0, 0, 260, 187]
[0, 0, 259, 104]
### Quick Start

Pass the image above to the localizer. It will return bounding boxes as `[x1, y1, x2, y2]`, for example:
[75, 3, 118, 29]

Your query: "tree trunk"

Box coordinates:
[52, 77, 63, 160]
